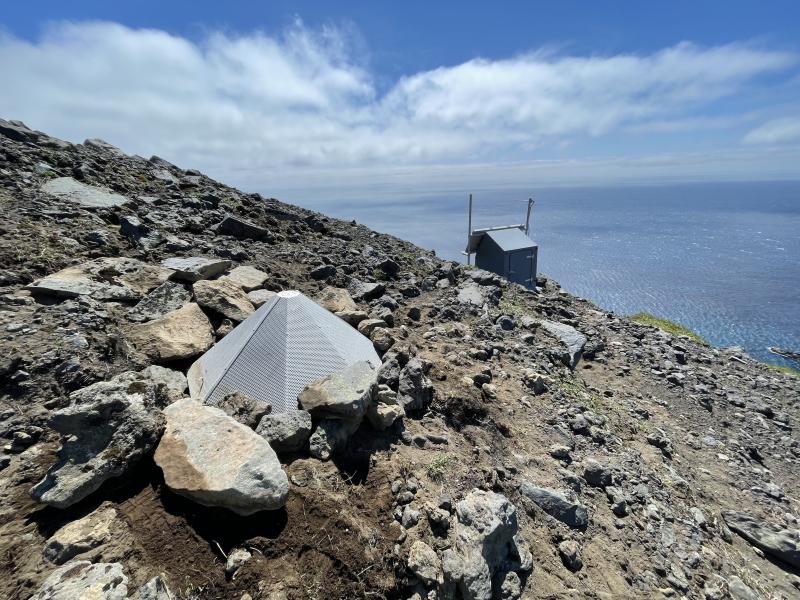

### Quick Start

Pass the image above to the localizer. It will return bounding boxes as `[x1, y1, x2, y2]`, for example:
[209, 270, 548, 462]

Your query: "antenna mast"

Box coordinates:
[525, 197, 534, 235]
[466, 193, 473, 265]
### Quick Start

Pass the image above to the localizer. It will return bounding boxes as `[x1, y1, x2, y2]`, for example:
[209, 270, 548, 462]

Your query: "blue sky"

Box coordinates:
[1, 1, 799, 200]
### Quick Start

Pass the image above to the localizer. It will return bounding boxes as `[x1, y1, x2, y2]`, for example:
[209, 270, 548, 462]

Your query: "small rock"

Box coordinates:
[216, 214, 273, 241]
[408, 540, 441, 584]
[225, 548, 252, 577]
[256, 410, 313, 453]
[558, 540, 583, 572]
[217, 391, 271, 428]
[519, 483, 588, 529]
[583, 458, 613, 488]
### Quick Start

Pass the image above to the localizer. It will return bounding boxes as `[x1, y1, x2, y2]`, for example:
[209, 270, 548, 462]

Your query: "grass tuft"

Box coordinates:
[426, 454, 455, 481]
[628, 312, 706, 344]
[765, 363, 800, 376]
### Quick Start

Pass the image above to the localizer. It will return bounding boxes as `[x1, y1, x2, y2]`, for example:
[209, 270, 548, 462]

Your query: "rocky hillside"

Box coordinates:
[1, 118, 799, 600]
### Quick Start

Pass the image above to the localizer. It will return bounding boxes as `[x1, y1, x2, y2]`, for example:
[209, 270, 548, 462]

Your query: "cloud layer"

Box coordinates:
[0, 21, 797, 196]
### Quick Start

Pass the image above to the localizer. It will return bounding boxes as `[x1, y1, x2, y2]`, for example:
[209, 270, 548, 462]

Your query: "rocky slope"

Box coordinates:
[0, 118, 799, 600]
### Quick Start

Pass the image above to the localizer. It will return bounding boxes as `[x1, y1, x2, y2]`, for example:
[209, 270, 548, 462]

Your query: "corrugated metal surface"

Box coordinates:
[188, 290, 381, 413]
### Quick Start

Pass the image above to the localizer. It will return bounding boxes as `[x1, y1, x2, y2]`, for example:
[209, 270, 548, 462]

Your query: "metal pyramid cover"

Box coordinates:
[188, 290, 381, 413]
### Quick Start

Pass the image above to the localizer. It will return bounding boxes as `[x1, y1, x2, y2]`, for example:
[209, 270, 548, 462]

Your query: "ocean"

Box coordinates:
[299, 181, 800, 368]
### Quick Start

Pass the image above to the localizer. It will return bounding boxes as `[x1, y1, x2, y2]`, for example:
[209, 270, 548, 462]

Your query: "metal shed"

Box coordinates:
[466, 226, 538, 288]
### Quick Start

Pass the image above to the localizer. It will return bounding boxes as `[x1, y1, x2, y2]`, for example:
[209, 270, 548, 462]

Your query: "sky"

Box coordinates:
[1, 1, 799, 202]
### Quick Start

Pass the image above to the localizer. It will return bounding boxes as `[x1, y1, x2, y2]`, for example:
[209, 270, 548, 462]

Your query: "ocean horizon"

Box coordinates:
[298, 179, 800, 369]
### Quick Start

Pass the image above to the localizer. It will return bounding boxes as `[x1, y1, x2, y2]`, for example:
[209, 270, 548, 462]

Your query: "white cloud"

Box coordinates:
[0, 21, 796, 194]
[743, 117, 800, 145]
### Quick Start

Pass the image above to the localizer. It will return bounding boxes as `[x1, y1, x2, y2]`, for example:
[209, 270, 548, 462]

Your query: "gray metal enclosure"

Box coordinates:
[471, 227, 538, 288]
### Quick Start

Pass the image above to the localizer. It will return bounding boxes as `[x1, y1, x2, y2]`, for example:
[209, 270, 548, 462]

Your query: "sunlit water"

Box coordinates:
[299, 181, 800, 368]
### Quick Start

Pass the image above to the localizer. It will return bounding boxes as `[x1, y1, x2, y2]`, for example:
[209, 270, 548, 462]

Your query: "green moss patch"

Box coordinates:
[628, 312, 706, 344]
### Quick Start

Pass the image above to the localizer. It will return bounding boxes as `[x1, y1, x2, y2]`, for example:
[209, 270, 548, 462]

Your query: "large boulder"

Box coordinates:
[519, 483, 588, 529]
[298, 361, 377, 421]
[161, 257, 231, 282]
[193, 278, 255, 322]
[723, 511, 800, 568]
[247, 288, 276, 308]
[223, 265, 269, 291]
[442, 490, 530, 600]
[348, 280, 385, 301]
[256, 410, 313, 453]
[317, 287, 357, 314]
[154, 399, 288, 515]
[538, 320, 587, 369]
[31, 380, 165, 508]
[125, 303, 214, 362]
[44, 505, 119, 564]
[397, 358, 434, 413]
[127, 281, 191, 323]
[41, 177, 128, 208]
[216, 214, 273, 241]
[31, 560, 128, 600]
[456, 282, 485, 307]
[27, 257, 172, 300]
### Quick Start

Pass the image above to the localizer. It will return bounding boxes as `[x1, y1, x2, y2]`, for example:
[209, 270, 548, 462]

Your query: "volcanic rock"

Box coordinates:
[125, 303, 214, 361]
[193, 278, 255, 321]
[161, 257, 231, 282]
[31, 380, 165, 508]
[154, 398, 288, 515]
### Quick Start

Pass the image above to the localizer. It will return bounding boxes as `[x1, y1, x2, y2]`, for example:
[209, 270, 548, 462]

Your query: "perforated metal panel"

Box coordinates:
[188, 290, 381, 413]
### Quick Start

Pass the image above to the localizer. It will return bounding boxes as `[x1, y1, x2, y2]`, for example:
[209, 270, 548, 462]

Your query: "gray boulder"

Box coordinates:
[41, 177, 128, 208]
[109, 366, 187, 396]
[256, 410, 312, 453]
[193, 278, 255, 322]
[27, 257, 172, 301]
[538, 320, 587, 369]
[43, 505, 119, 564]
[161, 257, 231, 282]
[128, 280, 191, 323]
[31, 560, 128, 600]
[223, 265, 269, 291]
[457, 282, 485, 307]
[125, 303, 215, 362]
[723, 511, 800, 568]
[154, 398, 288, 515]
[519, 483, 588, 529]
[349, 280, 385, 301]
[583, 458, 613, 488]
[443, 490, 530, 600]
[408, 540, 442, 584]
[216, 214, 273, 241]
[247, 288, 276, 308]
[298, 361, 377, 421]
[308, 418, 360, 460]
[31, 380, 165, 508]
[397, 358, 434, 413]
[135, 576, 172, 600]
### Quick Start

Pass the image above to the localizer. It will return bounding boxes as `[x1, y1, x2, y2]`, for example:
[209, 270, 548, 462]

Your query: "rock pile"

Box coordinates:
[1, 120, 799, 599]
